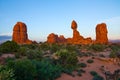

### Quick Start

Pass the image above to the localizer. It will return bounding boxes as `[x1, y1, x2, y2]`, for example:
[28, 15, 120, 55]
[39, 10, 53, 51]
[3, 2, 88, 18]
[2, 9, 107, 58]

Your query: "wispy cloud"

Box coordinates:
[0, 32, 12, 36]
[98, 16, 120, 40]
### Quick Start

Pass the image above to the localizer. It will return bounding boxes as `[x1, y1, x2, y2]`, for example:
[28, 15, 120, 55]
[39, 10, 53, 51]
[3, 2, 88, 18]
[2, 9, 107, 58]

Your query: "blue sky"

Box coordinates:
[0, 0, 120, 42]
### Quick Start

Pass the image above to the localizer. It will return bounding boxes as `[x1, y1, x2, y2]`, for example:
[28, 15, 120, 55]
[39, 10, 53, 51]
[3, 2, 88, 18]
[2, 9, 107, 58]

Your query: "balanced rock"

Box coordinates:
[95, 23, 108, 44]
[12, 22, 32, 44]
[71, 20, 92, 44]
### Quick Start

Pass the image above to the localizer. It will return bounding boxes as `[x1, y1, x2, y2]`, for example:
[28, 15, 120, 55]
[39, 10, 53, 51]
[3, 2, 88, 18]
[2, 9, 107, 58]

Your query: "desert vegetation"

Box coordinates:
[0, 41, 120, 80]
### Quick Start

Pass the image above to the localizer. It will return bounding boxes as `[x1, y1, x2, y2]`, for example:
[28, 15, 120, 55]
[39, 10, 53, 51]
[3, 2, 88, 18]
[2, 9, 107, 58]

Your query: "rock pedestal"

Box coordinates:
[12, 22, 32, 44]
[71, 20, 92, 44]
[95, 23, 108, 44]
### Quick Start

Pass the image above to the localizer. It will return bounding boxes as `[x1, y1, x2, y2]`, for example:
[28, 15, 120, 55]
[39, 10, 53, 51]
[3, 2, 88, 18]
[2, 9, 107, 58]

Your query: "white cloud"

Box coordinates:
[0, 32, 12, 36]
[106, 17, 120, 40]
[97, 16, 120, 40]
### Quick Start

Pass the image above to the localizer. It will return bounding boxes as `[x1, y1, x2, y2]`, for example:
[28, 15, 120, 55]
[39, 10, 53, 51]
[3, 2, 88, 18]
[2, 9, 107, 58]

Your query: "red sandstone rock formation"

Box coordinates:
[95, 23, 108, 44]
[12, 22, 32, 44]
[47, 33, 66, 44]
[71, 20, 92, 44]
[47, 20, 109, 45]
[47, 33, 58, 44]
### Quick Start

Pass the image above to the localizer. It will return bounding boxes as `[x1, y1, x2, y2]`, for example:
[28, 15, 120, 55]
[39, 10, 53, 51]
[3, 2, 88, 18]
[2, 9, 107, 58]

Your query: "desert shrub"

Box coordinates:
[32, 59, 62, 80]
[26, 49, 42, 60]
[90, 71, 98, 76]
[15, 52, 20, 58]
[0, 52, 2, 56]
[39, 43, 50, 51]
[55, 49, 78, 69]
[77, 72, 82, 76]
[50, 44, 61, 53]
[87, 59, 94, 63]
[10, 59, 36, 80]
[78, 63, 87, 68]
[65, 44, 78, 52]
[99, 54, 105, 57]
[118, 78, 120, 80]
[109, 44, 120, 52]
[0, 65, 15, 80]
[89, 44, 106, 52]
[22, 44, 38, 50]
[5, 57, 15, 64]
[109, 51, 117, 58]
[0, 41, 19, 53]
[17, 46, 28, 56]
[92, 75, 104, 80]
[77, 69, 86, 76]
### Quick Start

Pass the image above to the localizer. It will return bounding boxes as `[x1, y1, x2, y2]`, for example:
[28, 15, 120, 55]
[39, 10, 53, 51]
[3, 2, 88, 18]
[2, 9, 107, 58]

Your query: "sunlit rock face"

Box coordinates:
[47, 20, 108, 45]
[47, 33, 66, 44]
[12, 22, 32, 44]
[95, 23, 108, 44]
[71, 20, 92, 44]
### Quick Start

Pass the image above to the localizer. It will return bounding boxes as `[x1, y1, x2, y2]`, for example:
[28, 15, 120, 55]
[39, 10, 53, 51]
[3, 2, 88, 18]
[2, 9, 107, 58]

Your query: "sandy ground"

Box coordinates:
[56, 56, 120, 80]
[0, 53, 15, 64]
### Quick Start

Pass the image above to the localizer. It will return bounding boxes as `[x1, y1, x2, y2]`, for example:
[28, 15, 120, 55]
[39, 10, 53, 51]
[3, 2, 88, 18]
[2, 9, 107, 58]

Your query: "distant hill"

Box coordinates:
[109, 39, 120, 43]
[0, 35, 12, 44]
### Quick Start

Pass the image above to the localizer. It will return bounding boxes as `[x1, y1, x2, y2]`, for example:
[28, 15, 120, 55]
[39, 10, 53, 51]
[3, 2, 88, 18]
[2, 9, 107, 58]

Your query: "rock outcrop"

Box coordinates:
[70, 20, 92, 44]
[47, 20, 108, 45]
[12, 22, 32, 44]
[47, 33, 66, 44]
[95, 23, 108, 44]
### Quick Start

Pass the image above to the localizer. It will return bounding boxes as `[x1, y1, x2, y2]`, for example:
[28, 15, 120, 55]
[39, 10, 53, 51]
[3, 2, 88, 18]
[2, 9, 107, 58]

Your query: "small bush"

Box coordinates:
[32, 59, 62, 80]
[17, 47, 28, 56]
[87, 59, 94, 63]
[109, 51, 117, 58]
[0, 41, 19, 53]
[26, 49, 42, 60]
[89, 44, 106, 52]
[11, 59, 36, 80]
[15, 53, 20, 58]
[55, 49, 78, 69]
[92, 75, 104, 80]
[0, 52, 2, 56]
[78, 63, 87, 68]
[0, 65, 15, 80]
[39, 43, 50, 51]
[90, 71, 98, 76]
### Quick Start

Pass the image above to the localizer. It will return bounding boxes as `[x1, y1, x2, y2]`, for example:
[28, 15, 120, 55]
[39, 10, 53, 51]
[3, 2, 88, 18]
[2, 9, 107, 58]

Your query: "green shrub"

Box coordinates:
[0, 41, 19, 53]
[32, 59, 62, 80]
[109, 51, 117, 58]
[0, 52, 2, 56]
[50, 44, 61, 53]
[78, 63, 87, 68]
[5, 57, 15, 64]
[0, 65, 15, 80]
[12, 59, 36, 80]
[92, 75, 104, 80]
[77, 69, 86, 76]
[89, 44, 106, 52]
[109, 44, 120, 52]
[17, 47, 28, 56]
[22, 44, 38, 50]
[15, 52, 20, 58]
[39, 43, 50, 51]
[55, 49, 78, 69]
[87, 59, 94, 63]
[90, 71, 98, 76]
[26, 49, 42, 60]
